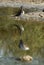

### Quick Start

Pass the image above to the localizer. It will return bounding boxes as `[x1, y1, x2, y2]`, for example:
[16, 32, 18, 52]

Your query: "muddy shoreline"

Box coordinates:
[0, 2, 44, 9]
[0, 2, 44, 21]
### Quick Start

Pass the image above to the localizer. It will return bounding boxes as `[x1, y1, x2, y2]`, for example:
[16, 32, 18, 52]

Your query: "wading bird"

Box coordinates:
[15, 6, 25, 17]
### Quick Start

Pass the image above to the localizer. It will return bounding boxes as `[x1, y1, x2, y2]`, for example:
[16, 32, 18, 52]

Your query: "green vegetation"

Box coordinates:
[0, 7, 44, 57]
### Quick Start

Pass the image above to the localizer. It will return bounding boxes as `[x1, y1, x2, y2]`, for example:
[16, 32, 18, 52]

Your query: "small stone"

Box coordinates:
[20, 55, 33, 62]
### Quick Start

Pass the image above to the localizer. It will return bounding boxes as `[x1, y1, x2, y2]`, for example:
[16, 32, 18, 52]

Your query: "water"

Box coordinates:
[0, 5, 44, 65]
[0, 42, 44, 65]
[0, 57, 44, 65]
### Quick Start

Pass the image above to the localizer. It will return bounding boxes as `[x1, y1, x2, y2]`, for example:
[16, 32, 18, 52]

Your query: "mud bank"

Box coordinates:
[0, 2, 44, 9]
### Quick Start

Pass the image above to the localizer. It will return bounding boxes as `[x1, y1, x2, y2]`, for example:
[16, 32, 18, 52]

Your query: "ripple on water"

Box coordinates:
[0, 57, 44, 65]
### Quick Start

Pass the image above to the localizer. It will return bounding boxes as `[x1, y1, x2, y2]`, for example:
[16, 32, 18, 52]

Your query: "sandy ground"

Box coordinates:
[10, 12, 44, 21]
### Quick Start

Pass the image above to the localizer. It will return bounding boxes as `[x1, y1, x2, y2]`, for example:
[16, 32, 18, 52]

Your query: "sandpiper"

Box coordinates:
[15, 6, 25, 16]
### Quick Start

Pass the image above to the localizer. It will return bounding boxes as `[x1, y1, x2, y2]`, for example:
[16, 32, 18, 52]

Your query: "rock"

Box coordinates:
[20, 55, 33, 62]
